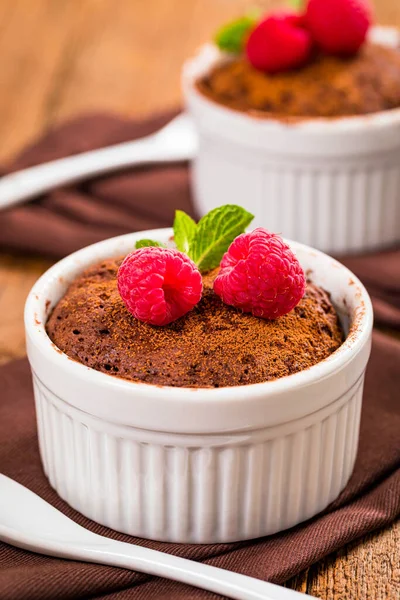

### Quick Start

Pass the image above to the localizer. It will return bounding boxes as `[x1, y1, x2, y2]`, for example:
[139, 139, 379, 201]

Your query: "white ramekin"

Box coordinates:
[25, 229, 373, 543]
[183, 27, 400, 255]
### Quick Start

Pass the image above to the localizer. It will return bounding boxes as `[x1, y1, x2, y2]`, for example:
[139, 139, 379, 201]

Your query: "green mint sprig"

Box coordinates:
[173, 210, 197, 254]
[134, 204, 254, 273]
[214, 11, 260, 54]
[287, 0, 304, 10]
[175, 205, 254, 272]
[135, 239, 166, 249]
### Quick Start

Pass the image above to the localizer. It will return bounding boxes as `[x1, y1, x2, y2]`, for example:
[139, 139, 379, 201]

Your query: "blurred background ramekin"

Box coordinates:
[183, 27, 400, 255]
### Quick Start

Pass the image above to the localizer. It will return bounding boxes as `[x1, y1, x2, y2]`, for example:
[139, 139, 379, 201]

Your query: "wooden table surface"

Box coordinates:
[1, 1, 399, 598]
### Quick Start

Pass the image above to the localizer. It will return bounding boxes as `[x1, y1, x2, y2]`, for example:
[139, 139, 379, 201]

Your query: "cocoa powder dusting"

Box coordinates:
[46, 258, 344, 388]
[197, 43, 400, 119]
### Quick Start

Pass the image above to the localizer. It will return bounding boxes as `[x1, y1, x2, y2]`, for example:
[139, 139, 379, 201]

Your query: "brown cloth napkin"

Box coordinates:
[0, 111, 399, 329]
[0, 330, 399, 600]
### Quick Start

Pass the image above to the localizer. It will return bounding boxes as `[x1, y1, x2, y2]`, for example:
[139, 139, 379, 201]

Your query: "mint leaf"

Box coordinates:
[188, 205, 254, 272]
[214, 12, 259, 54]
[287, 0, 304, 10]
[173, 210, 197, 254]
[135, 239, 165, 249]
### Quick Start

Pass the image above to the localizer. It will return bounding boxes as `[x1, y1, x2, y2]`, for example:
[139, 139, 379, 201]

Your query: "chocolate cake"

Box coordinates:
[46, 257, 344, 388]
[196, 43, 400, 118]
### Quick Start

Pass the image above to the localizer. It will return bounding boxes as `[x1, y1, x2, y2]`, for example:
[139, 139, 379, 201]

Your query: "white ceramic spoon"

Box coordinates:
[0, 475, 316, 600]
[0, 113, 197, 210]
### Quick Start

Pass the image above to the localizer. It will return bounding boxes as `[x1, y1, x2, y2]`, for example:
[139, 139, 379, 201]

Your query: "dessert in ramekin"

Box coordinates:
[25, 228, 373, 543]
[45, 264, 343, 387]
[183, 26, 400, 254]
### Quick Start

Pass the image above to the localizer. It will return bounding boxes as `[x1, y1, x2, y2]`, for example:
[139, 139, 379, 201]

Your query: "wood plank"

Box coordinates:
[0, 254, 50, 364]
[0, 0, 89, 163]
[306, 521, 400, 599]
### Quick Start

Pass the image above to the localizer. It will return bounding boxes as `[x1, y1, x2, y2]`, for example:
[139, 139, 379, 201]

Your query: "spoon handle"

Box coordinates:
[7, 533, 313, 600]
[0, 477, 314, 600]
[0, 126, 194, 210]
[0, 136, 160, 210]
[84, 540, 314, 600]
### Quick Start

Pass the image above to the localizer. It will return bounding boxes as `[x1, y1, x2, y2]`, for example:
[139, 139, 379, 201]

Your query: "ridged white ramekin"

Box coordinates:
[183, 27, 400, 255]
[25, 229, 373, 543]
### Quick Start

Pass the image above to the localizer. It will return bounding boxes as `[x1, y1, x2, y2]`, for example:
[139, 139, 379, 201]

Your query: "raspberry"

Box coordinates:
[117, 247, 202, 326]
[213, 229, 306, 320]
[306, 0, 372, 56]
[245, 12, 312, 74]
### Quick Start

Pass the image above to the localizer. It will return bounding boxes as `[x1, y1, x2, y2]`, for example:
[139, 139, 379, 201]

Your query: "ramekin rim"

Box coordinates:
[25, 229, 373, 403]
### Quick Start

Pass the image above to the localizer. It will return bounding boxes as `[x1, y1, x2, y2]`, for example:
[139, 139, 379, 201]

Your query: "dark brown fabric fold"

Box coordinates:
[0, 330, 399, 599]
[0, 111, 399, 328]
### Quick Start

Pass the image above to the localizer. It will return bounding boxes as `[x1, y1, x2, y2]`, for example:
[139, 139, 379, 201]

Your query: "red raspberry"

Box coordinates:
[213, 229, 306, 320]
[117, 247, 202, 326]
[306, 0, 372, 56]
[245, 12, 312, 74]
